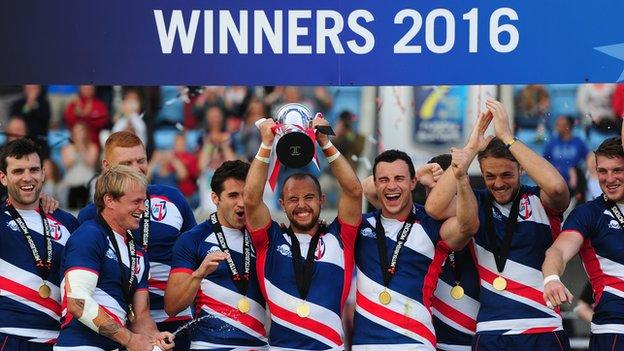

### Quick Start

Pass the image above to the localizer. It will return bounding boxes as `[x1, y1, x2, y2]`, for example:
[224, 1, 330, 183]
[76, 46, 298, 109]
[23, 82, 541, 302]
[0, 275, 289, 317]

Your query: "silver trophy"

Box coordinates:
[273, 103, 316, 168]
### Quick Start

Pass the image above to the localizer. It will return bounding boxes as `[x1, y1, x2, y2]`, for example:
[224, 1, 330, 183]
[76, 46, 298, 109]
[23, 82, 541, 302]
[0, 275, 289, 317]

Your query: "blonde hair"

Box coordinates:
[94, 165, 148, 212]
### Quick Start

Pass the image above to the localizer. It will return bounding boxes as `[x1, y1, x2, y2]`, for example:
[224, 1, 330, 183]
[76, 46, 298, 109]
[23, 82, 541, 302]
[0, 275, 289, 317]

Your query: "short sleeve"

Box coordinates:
[77, 204, 96, 224]
[562, 206, 593, 239]
[248, 221, 279, 253]
[175, 191, 197, 232]
[170, 229, 200, 274]
[63, 226, 105, 274]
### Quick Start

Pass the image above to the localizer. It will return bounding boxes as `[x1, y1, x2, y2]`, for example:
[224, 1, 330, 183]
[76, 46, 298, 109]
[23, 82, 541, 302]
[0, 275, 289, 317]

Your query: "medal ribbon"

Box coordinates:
[602, 193, 624, 228]
[446, 251, 463, 285]
[374, 207, 417, 288]
[141, 197, 150, 251]
[97, 214, 137, 316]
[210, 213, 250, 297]
[484, 191, 522, 275]
[287, 225, 325, 301]
[7, 204, 52, 282]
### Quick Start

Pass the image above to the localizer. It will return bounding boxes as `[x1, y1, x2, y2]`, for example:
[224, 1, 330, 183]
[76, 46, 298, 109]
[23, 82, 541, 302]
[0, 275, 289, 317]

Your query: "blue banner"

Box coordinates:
[1, 1, 624, 85]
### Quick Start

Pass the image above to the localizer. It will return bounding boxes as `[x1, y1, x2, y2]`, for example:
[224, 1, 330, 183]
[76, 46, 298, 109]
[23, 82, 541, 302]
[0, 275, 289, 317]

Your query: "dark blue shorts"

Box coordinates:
[157, 320, 191, 351]
[0, 333, 53, 351]
[472, 331, 571, 351]
[590, 333, 624, 351]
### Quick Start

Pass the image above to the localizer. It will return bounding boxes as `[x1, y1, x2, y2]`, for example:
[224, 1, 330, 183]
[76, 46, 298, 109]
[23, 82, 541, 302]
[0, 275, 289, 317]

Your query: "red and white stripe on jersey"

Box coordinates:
[576, 235, 624, 334]
[431, 280, 478, 336]
[354, 268, 436, 349]
[190, 341, 269, 351]
[0, 257, 62, 321]
[0, 327, 57, 343]
[262, 279, 343, 349]
[193, 276, 268, 341]
[149, 195, 183, 229]
[147, 262, 192, 323]
[472, 243, 562, 334]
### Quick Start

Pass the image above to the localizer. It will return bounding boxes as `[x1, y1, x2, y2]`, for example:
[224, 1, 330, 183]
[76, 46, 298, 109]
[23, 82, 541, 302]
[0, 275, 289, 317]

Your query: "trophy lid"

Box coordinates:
[275, 103, 313, 127]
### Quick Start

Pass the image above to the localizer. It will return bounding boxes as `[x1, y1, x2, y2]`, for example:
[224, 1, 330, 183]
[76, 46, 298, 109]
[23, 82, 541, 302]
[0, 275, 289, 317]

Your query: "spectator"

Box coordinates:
[577, 83, 617, 133]
[112, 88, 148, 144]
[172, 132, 199, 207]
[47, 85, 77, 129]
[9, 85, 51, 154]
[240, 99, 266, 161]
[42, 158, 66, 208]
[264, 86, 318, 118]
[197, 106, 236, 213]
[147, 133, 199, 207]
[514, 84, 550, 129]
[192, 86, 226, 127]
[0, 86, 22, 127]
[61, 122, 99, 209]
[543, 115, 589, 187]
[333, 110, 365, 171]
[223, 85, 252, 118]
[64, 85, 109, 147]
[612, 84, 624, 119]
[4, 116, 28, 143]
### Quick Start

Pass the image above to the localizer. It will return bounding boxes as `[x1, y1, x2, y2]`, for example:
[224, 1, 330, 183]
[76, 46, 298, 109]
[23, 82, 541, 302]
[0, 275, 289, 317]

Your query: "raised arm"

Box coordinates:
[486, 100, 569, 211]
[438, 148, 480, 250]
[243, 119, 276, 231]
[542, 231, 584, 308]
[313, 116, 362, 226]
[426, 111, 492, 219]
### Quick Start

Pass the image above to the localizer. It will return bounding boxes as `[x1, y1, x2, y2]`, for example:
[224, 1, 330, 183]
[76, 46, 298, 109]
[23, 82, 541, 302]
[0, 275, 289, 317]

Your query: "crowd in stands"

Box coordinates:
[0, 83, 622, 216]
[0, 85, 357, 216]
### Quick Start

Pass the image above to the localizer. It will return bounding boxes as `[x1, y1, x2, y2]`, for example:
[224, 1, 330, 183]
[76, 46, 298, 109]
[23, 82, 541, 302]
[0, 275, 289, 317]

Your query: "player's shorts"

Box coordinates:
[472, 331, 570, 351]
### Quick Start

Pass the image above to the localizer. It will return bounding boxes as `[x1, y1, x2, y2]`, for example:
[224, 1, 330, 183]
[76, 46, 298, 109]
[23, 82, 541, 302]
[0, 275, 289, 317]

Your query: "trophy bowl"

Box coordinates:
[274, 103, 316, 168]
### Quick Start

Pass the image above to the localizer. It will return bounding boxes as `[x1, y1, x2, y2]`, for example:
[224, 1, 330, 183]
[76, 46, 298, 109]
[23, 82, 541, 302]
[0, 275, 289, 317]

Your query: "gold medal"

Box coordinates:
[296, 302, 310, 318]
[127, 304, 136, 323]
[493, 276, 507, 291]
[450, 284, 464, 300]
[237, 297, 250, 313]
[378, 290, 391, 305]
[38, 283, 51, 299]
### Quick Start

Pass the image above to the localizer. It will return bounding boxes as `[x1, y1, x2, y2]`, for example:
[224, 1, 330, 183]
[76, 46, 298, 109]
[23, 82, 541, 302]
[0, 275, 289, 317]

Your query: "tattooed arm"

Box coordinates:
[65, 269, 154, 351]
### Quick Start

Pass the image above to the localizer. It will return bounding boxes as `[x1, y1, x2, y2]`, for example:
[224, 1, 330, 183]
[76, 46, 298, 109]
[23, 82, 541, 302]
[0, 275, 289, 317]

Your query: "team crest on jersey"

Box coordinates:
[609, 219, 621, 229]
[6, 220, 18, 232]
[314, 236, 326, 260]
[50, 221, 62, 240]
[151, 200, 167, 221]
[518, 194, 532, 220]
[105, 247, 118, 261]
[277, 244, 292, 258]
[208, 245, 222, 254]
[360, 227, 375, 238]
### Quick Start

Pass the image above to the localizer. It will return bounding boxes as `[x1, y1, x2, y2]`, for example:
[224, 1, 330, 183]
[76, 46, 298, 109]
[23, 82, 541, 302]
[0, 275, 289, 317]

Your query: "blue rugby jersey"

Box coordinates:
[249, 218, 357, 350]
[563, 196, 624, 335]
[55, 219, 149, 350]
[471, 185, 564, 335]
[352, 205, 447, 351]
[0, 206, 78, 344]
[170, 220, 268, 349]
[78, 184, 196, 323]
[431, 246, 479, 351]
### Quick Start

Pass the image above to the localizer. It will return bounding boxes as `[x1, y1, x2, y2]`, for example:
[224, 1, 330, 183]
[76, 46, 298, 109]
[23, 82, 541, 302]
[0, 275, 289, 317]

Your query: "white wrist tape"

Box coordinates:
[326, 151, 341, 164]
[66, 269, 101, 332]
[321, 141, 334, 150]
[543, 274, 561, 286]
[255, 155, 270, 164]
[260, 143, 272, 150]
[254, 118, 267, 129]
